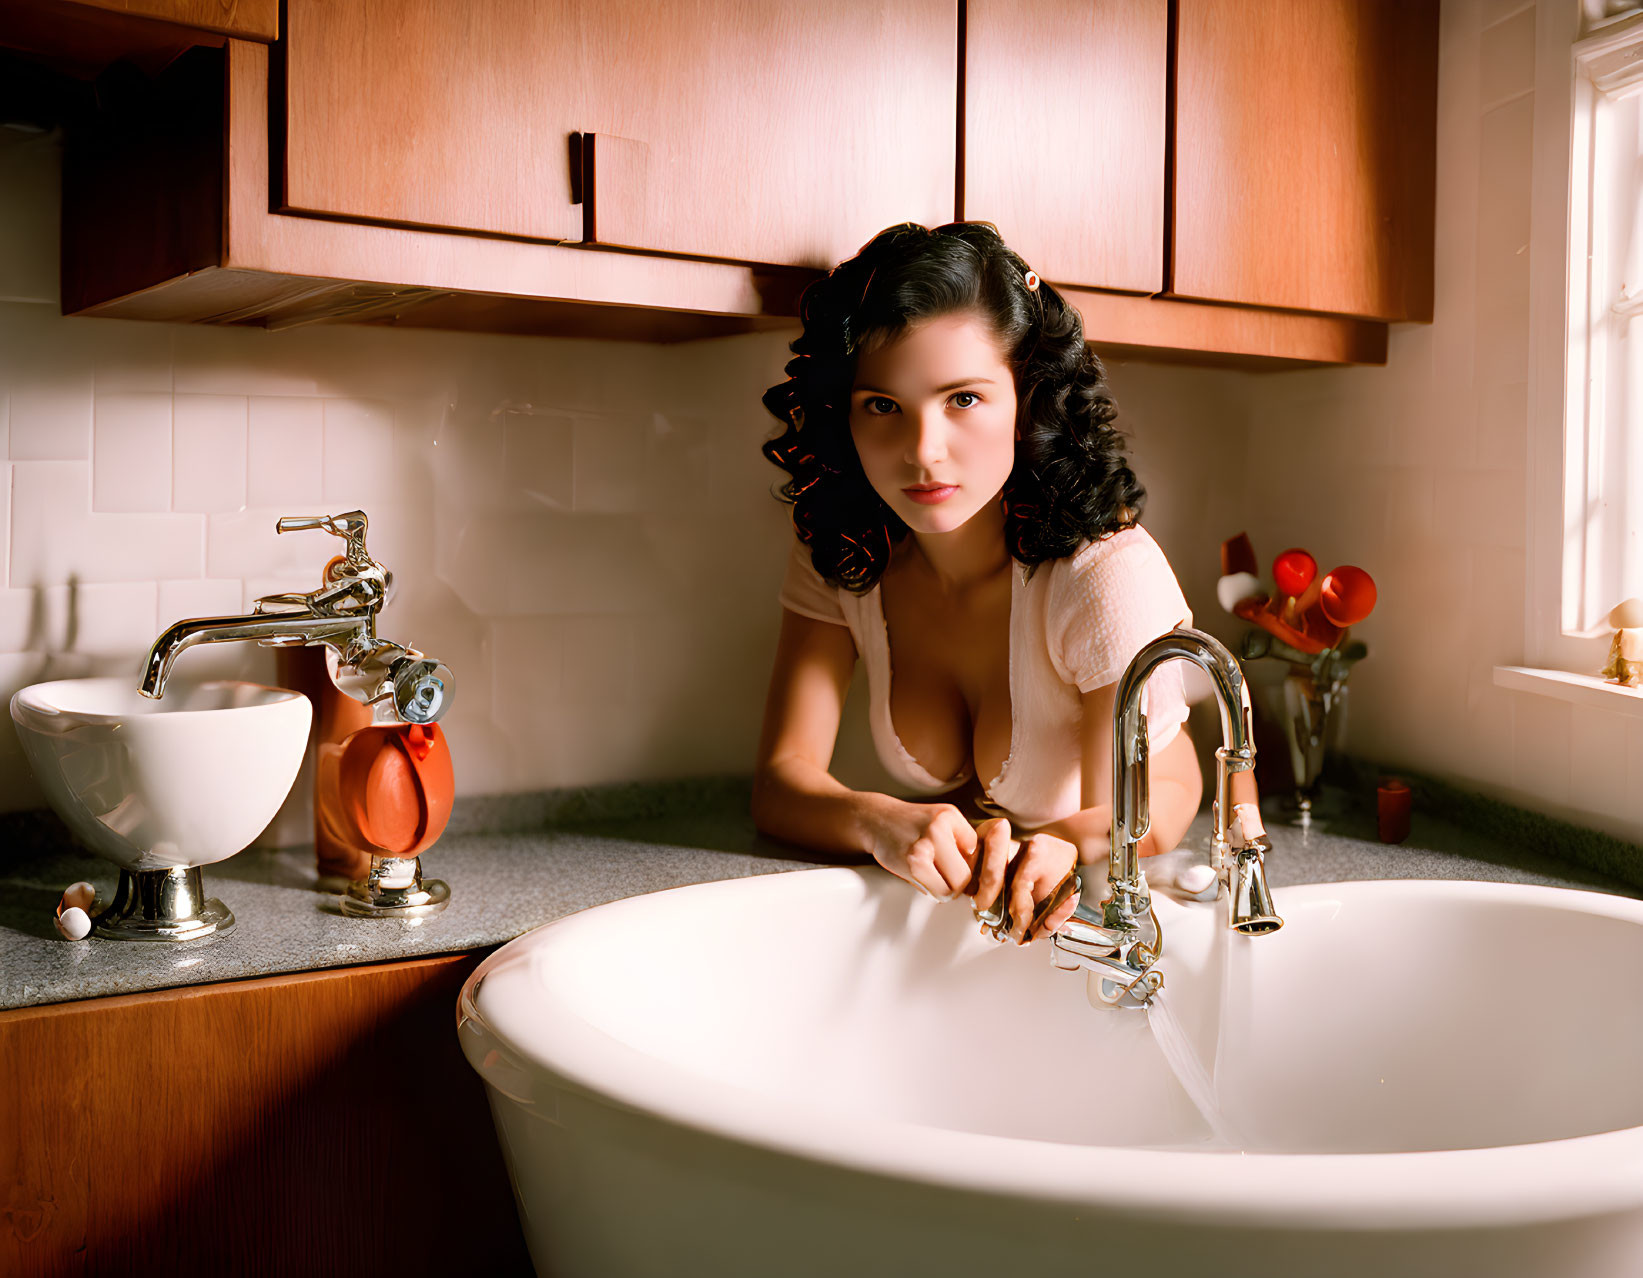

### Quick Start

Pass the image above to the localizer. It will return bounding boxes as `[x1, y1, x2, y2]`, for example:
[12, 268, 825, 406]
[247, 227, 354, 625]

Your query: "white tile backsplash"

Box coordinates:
[1512, 694, 1572, 806]
[0, 587, 34, 651]
[1474, 378, 1528, 467]
[322, 398, 396, 503]
[572, 411, 648, 513]
[500, 407, 575, 514]
[11, 376, 91, 460]
[157, 577, 244, 623]
[53, 580, 159, 656]
[1568, 704, 1631, 824]
[173, 394, 248, 514]
[247, 396, 325, 506]
[92, 392, 172, 513]
[12, 460, 203, 585]
[89, 320, 173, 394]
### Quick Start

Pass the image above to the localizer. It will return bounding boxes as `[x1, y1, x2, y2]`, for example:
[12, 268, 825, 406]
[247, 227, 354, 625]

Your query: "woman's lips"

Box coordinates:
[903, 485, 957, 504]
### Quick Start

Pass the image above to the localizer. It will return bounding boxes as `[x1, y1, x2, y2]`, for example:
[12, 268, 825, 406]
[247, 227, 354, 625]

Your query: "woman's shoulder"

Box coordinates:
[778, 536, 851, 625]
[1044, 523, 1185, 617]
[1056, 523, 1166, 578]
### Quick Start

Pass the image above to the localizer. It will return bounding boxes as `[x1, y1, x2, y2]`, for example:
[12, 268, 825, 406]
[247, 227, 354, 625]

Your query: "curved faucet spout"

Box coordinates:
[1107, 626, 1257, 915]
[1049, 624, 1281, 1006]
[137, 510, 453, 727]
[138, 613, 369, 699]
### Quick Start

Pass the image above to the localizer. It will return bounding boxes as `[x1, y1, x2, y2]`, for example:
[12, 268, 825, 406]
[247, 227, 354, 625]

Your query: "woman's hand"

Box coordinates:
[969, 817, 1081, 945]
[860, 797, 979, 901]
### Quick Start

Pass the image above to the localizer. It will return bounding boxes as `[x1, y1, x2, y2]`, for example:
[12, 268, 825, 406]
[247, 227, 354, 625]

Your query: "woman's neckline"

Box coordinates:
[872, 554, 1022, 796]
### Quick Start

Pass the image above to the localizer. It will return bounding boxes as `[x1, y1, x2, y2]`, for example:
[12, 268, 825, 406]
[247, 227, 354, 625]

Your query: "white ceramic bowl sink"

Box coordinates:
[458, 866, 1643, 1278]
[11, 677, 311, 871]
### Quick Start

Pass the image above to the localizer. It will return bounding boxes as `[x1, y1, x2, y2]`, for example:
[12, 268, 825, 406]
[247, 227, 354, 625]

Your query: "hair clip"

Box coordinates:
[1023, 269, 1040, 292]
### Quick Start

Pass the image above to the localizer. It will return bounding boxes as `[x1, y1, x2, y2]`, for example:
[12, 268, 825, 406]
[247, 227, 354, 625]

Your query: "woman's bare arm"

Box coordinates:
[752, 608, 981, 897]
[750, 607, 887, 856]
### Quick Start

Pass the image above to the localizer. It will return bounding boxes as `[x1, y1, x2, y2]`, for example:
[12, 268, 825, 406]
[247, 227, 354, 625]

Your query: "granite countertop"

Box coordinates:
[1, 778, 1638, 1012]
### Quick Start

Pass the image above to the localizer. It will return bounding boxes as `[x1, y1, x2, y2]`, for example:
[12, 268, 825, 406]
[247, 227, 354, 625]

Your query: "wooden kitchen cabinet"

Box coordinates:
[280, 0, 956, 271]
[52, 0, 1423, 366]
[962, 0, 1168, 295]
[31, 0, 274, 39]
[0, 0, 275, 80]
[1171, 0, 1438, 321]
[0, 954, 532, 1278]
[64, 40, 811, 342]
[964, 0, 1435, 322]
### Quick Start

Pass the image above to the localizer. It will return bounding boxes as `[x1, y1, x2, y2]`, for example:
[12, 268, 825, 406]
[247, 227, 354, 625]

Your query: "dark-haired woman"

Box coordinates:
[752, 223, 1247, 945]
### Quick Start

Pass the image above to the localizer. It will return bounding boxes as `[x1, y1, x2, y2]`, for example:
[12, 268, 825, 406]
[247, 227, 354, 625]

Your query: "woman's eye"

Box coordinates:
[860, 392, 979, 414]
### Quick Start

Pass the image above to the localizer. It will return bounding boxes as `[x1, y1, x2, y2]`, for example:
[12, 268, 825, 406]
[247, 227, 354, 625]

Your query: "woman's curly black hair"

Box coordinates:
[760, 221, 1147, 594]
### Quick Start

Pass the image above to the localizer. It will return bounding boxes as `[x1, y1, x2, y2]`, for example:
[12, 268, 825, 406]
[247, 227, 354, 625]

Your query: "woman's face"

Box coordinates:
[847, 311, 1018, 535]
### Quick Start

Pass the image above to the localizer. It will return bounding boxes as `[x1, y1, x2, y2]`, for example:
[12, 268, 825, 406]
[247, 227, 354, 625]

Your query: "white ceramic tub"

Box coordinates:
[458, 866, 1643, 1277]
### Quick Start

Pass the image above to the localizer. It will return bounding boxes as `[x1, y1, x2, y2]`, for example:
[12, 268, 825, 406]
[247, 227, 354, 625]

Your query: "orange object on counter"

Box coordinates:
[335, 722, 454, 856]
[277, 645, 455, 880]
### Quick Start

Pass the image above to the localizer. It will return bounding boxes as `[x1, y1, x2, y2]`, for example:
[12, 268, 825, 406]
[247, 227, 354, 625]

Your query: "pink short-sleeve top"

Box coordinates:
[776, 525, 1194, 830]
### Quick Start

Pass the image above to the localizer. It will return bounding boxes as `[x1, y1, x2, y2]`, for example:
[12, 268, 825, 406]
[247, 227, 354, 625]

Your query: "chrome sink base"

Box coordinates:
[339, 854, 450, 919]
[93, 866, 236, 942]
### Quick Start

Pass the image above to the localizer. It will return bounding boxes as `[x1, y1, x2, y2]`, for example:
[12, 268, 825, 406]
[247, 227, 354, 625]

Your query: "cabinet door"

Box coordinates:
[1171, 0, 1437, 320]
[281, 0, 587, 244]
[962, 0, 1166, 294]
[280, 0, 956, 271]
[578, 0, 956, 269]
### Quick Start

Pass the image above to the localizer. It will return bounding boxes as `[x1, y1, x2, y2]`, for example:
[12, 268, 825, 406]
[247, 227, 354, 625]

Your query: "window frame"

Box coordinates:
[1522, 2, 1643, 677]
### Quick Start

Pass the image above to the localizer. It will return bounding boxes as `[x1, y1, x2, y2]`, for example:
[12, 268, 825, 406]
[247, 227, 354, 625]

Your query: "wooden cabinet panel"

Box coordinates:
[580, 0, 955, 269]
[0, 0, 274, 80]
[283, 0, 957, 271]
[282, 0, 585, 244]
[1171, 0, 1437, 321]
[0, 955, 530, 1277]
[962, 0, 1166, 294]
[55, 0, 275, 39]
[59, 33, 1394, 364]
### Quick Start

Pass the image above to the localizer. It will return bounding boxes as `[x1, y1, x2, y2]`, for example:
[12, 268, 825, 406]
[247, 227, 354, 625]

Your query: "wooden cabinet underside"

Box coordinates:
[63, 38, 1392, 365]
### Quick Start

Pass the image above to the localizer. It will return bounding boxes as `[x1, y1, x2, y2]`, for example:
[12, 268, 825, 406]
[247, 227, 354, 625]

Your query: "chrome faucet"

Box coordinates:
[978, 625, 1282, 1008]
[138, 511, 453, 725]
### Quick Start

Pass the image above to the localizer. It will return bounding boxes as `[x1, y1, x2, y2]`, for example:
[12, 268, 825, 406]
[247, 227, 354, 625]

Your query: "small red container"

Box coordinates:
[1377, 778, 1412, 844]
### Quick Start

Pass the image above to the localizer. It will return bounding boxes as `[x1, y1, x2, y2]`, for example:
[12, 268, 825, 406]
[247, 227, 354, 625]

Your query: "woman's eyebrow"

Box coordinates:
[853, 377, 997, 395]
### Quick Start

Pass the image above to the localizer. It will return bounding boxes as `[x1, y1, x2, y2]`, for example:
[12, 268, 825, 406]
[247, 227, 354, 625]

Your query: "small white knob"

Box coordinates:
[1177, 864, 1217, 896]
[55, 906, 91, 941]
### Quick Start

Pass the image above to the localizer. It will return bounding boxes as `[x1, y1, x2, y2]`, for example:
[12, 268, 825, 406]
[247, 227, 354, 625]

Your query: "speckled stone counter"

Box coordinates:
[2, 777, 1637, 1011]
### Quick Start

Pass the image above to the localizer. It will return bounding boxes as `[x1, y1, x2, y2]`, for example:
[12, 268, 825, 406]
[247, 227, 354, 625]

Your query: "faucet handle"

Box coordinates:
[276, 511, 376, 568]
[271, 510, 392, 612]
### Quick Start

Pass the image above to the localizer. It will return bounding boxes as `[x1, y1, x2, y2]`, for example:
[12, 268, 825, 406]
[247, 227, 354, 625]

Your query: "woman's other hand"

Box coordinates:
[968, 817, 1081, 945]
[862, 797, 978, 901]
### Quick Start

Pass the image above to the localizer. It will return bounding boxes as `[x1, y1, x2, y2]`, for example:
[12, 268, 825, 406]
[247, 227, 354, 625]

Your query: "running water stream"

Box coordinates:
[1145, 989, 1243, 1146]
